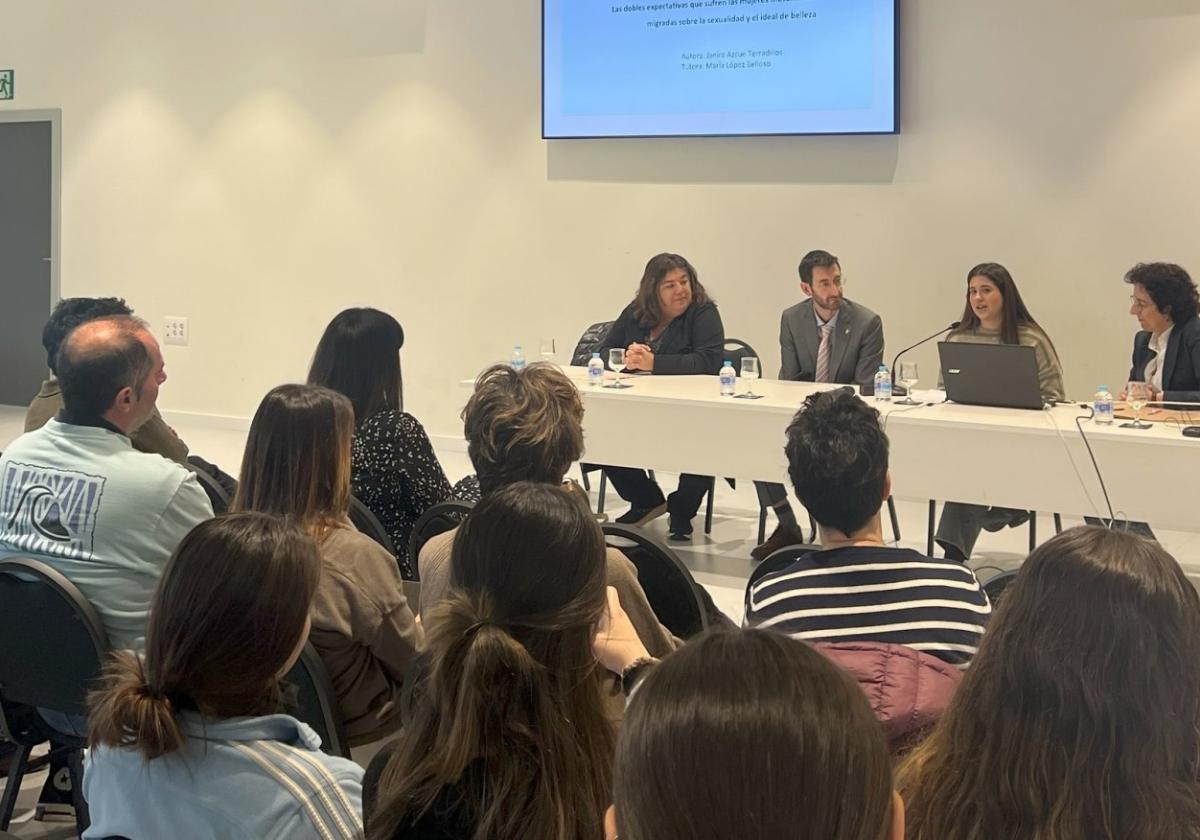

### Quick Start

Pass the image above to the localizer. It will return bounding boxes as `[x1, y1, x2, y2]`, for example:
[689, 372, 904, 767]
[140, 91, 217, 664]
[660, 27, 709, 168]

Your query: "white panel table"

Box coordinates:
[464, 367, 1200, 535]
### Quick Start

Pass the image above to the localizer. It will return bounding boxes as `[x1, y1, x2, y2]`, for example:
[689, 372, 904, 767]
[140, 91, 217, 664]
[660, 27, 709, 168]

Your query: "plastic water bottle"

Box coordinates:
[587, 352, 604, 386]
[874, 365, 892, 402]
[511, 345, 526, 371]
[719, 360, 736, 396]
[1093, 385, 1114, 424]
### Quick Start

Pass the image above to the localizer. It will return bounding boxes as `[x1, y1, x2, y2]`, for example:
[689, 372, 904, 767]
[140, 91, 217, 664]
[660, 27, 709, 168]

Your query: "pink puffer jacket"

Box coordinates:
[814, 641, 962, 757]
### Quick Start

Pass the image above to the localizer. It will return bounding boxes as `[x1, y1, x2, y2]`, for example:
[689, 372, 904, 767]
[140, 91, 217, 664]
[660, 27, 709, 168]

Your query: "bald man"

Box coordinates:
[0, 316, 212, 652]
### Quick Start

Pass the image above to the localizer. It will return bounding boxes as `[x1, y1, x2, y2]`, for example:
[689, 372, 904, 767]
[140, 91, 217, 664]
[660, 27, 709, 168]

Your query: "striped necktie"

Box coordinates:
[815, 322, 833, 383]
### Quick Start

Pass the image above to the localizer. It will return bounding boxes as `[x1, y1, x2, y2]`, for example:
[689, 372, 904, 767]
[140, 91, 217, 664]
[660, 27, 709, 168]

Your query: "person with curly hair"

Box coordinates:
[1124, 262, 1200, 405]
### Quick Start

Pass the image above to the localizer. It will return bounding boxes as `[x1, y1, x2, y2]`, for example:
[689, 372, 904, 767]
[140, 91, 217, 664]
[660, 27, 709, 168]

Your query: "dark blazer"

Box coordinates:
[779, 298, 884, 386]
[1129, 315, 1200, 404]
[600, 300, 725, 375]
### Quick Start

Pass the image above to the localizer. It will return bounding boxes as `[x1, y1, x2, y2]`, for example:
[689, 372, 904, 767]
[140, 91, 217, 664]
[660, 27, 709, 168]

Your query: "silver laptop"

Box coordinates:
[937, 342, 1045, 410]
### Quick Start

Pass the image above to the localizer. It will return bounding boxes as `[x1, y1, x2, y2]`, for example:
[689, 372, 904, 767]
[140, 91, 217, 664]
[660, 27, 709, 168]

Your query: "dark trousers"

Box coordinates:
[602, 466, 712, 523]
[754, 481, 797, 524]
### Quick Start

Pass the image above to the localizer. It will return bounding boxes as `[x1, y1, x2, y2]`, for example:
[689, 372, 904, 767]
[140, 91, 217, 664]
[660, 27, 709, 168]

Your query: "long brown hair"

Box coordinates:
[368, 482, 613, 840]
[954, 262, 1058, 359]
[898, 526, 1200, 840]
[615, 629, 894, 840]
[631, 252, 711, 328]
[233, 384, 355, 541]
[88, 513, 321, 760]
[462, 363, 584, 495]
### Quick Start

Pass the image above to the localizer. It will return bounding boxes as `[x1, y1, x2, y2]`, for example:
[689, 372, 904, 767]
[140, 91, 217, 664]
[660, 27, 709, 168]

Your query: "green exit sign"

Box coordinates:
[0, 70, 12, 100]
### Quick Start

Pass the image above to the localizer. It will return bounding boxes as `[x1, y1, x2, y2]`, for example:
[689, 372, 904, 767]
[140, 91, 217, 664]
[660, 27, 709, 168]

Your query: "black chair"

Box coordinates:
[746, 544, 821, 597]
[407, 500, 476, 582]
[981, 568, 1021, 607]
[186, 462, 232, 514]
[0, 557, 109, 832]
[601, 524, 708, 639]
[284, 643, 350, 759]
[349, 495, 398, 558]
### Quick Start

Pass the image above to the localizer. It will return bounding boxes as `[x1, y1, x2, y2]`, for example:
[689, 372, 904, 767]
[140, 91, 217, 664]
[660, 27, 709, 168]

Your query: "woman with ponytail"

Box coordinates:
[364, 481, 655, 840]
[83, 513, 364, 840]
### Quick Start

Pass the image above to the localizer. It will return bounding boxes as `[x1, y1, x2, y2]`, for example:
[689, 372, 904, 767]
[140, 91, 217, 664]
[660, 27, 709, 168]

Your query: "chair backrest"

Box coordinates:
[981, 568, 1020, 607]
[746, 544, 821, 597]
[571, 321, 615, 366]
[601, 524, 708, 639]
[407, 500, 476, 582]
[0, 557, 110, 719]
[186, 462, 233, 514]
[349, 495, 397, 558]
[284, 642, 350, 759]
[722, 338, 761, 373]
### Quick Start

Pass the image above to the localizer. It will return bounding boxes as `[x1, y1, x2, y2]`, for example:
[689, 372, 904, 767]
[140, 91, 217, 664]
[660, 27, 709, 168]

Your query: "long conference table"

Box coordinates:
[513, 366, 1200, 536]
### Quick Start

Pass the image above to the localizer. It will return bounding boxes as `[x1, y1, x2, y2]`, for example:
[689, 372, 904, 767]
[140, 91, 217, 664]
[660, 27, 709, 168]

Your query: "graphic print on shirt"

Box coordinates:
[1, 461, 105, 559]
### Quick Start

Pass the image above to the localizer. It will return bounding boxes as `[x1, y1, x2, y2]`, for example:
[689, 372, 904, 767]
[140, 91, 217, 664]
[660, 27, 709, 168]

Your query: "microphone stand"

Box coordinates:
[890, 321, 961, 398]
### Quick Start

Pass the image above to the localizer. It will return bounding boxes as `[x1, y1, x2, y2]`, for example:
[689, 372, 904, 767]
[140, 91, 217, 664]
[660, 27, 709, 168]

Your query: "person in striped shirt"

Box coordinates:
[745, 388, 990, 667]
[84, 513, 364, 840]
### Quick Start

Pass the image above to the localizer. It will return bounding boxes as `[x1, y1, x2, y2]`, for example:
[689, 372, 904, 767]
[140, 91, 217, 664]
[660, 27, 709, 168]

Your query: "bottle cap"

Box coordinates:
[724, 360, 732, 365]
[592, 352, 600, 357]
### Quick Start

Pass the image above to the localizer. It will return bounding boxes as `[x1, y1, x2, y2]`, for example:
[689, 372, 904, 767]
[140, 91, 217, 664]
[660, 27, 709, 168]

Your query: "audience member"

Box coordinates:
[898, 526, 1200, 839]
[754, 248, 886, 560]
[608, 629, 901, 840]
[597, 253, 724, 540]
[744, 388, 990, 667]
[418, 363, 678, 658]
[233, 384, 422, 747]
[365, 482, 652, 840]
[84, 513, 364, 840]
[935, 263, 1065, 561]
[309, 307, 451, 575]
[0, 316, 212, 651]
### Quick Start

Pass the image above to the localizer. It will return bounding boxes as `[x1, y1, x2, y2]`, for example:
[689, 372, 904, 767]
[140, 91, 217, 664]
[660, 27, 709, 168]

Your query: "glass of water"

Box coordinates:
[896, 361, 920, 405]
[1122, 380, 1153, 429]
[538, 337, 556, 364]
[736, 356, 762, 399]
[606, 348, 630, 389]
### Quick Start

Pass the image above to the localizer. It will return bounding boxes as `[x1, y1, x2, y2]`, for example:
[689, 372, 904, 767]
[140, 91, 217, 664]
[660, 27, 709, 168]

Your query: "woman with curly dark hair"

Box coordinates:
[1125, 262, 1200, 405]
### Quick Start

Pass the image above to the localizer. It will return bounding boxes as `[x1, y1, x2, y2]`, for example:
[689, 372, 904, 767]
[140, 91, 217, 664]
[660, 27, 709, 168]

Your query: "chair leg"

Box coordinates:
[757, 504, 768, 545]
[705, 478, 715, 535]
[1053, 513, 1063, 534]
[1028, 511, 1037, 552]
[887, 496, 901, 543]
[808, 514, 818, 544]
[68, 748, 89, 833]
[580, 470, 591, 492]
[648, 469, 657, 483]
[0, 742, 32, 830]
[926, 500, 937, 557]
[597, 473, 607, 514]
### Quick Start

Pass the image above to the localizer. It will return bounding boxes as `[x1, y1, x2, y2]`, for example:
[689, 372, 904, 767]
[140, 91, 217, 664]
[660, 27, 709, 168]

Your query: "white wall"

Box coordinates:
[3, 0, 1200, 440]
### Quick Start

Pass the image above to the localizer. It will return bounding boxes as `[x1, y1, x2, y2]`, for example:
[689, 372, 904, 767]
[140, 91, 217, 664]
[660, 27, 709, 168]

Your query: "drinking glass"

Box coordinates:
[736, 356, 762, 399]
[896, 361, 920, 405]
[1122, 381, 1153, 429]
[606, 348, 631, 389]
[538, 337, 556, 364]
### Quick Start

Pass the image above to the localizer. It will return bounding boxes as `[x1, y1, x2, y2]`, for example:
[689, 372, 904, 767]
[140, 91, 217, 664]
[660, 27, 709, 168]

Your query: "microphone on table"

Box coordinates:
[887, 320, 961, 398]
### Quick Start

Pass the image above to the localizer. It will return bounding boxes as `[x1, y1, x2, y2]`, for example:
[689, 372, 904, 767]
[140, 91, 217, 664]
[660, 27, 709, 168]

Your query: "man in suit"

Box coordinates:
[752, 250, 885, 560]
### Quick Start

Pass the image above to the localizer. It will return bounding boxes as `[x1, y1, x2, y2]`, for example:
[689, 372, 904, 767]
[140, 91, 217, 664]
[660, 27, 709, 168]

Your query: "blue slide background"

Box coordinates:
[544, 0, 896, 137]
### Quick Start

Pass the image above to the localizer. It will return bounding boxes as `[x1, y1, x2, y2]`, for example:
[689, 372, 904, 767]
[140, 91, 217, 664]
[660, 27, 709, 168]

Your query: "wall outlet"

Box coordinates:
[164, 316, 189, 346]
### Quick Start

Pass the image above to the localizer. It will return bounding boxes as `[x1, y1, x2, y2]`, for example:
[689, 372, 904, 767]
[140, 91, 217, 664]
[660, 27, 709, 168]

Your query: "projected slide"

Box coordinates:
[543, 0, 897, 138]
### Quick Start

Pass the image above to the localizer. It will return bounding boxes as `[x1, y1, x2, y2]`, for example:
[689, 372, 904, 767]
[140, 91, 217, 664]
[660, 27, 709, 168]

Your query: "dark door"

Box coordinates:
[0, 119, 53, 406]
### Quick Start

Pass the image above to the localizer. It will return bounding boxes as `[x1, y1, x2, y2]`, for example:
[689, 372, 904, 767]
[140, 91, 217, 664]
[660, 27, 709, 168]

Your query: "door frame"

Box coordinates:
[0, 108, 62, 306]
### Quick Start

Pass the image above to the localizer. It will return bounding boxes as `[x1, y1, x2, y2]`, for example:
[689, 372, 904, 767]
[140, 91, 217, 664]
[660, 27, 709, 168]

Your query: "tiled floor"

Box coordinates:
[2, 402, 1199, 836]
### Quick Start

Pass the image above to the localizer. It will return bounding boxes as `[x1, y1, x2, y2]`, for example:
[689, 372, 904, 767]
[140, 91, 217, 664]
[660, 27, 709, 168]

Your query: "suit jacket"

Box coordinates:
[779, 298, 884, 386]
[1129, 315, 1200, 404]
[600, 300, 726, 375]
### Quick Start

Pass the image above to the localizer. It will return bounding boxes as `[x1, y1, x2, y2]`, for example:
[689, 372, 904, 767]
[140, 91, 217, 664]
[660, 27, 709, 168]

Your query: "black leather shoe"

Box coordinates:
[668, 515, 694, 542]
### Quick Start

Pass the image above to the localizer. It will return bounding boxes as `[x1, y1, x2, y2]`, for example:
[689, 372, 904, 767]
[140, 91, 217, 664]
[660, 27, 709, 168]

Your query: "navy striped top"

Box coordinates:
[745, 546, 991, 667]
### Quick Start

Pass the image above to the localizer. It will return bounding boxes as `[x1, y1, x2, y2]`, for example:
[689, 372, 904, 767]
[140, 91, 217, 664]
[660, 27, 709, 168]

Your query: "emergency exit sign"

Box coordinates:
[0, 70, 12, 100]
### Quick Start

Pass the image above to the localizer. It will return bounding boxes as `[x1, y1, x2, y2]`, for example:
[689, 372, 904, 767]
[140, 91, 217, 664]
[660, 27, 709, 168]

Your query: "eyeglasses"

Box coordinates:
[1129, 295, 1154, 312]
